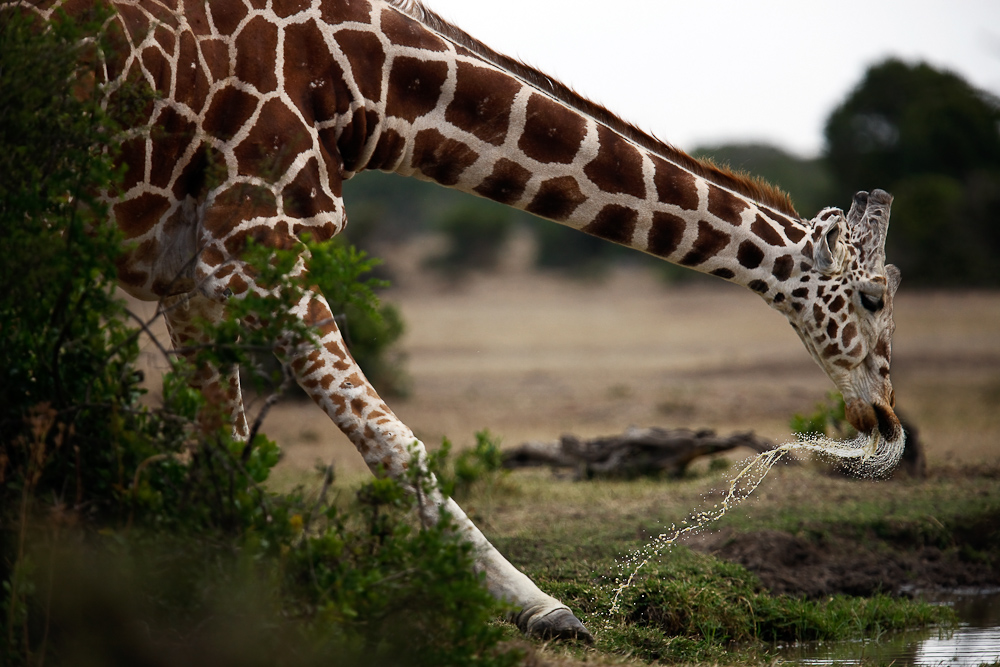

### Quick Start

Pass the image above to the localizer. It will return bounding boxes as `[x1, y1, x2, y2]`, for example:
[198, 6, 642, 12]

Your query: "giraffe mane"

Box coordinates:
[386, 0, 800, 219]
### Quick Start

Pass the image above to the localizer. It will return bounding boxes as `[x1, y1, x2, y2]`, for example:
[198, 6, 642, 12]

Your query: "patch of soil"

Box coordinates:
[690, 523, 1000, 599]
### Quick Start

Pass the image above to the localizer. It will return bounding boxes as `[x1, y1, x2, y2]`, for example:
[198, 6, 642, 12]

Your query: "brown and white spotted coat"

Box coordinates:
[13, 0, 904, 640]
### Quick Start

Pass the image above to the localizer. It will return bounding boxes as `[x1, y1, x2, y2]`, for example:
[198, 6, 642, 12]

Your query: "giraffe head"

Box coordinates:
[779, 189, 902, 446]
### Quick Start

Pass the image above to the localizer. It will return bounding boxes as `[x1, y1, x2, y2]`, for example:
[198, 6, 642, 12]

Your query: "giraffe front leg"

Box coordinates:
[162, 293, 250, 440]
[278, 290, 592, 642]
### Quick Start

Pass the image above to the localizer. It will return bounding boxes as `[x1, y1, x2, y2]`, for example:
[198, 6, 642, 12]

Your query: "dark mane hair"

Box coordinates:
[388, 0, 800, 218]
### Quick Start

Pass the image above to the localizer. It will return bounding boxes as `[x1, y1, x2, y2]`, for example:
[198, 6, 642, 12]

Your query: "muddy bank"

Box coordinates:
[691, 508, 1000, 599]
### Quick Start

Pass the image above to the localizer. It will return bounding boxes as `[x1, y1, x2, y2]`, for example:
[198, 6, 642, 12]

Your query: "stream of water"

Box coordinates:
[605, 431, 999, 666]
[777, 590, 1000, 666]
[605, 432, 999, 665]
[608, 430, 903, 614]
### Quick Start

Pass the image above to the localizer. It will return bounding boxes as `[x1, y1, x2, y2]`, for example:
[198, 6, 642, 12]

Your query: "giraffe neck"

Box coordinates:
[347, 0, 811, 303]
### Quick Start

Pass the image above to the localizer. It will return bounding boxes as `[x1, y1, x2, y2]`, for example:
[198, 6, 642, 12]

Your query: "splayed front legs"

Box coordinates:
[273, 290, 593, 641]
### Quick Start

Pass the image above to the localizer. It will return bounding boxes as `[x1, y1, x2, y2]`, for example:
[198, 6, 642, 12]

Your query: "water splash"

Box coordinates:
[607, 429, 905, 616]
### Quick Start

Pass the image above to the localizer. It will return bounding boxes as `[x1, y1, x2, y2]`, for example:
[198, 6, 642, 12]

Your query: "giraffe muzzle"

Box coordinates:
[845, 398, 902, 442]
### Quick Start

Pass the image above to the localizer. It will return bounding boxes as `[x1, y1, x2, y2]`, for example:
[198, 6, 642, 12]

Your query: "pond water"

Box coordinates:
[777, 590, 1000, 666]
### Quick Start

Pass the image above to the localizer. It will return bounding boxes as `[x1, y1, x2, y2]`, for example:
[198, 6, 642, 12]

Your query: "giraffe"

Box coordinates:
[11, 0, 905, 641]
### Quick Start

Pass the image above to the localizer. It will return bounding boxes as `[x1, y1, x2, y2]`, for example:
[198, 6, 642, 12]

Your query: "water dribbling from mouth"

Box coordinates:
[607, 430, 905, 616]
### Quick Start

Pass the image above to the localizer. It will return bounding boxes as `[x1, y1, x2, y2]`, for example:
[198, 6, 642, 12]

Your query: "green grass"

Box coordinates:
[497, 537, 952, 665]
[436, 462, 993, 665]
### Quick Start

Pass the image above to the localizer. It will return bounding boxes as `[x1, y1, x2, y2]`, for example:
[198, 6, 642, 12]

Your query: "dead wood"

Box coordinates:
[503, 426, 776, 479]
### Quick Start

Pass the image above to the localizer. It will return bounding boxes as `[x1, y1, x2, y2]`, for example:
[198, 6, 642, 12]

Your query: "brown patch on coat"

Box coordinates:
[234, 16, 279, 94]
[199, 39, 230, 83]
[366, 127, 406, 171]
[272, 0, 310, 19]
[518, 93, 586, 165]
[647, 211, 686, 258]
[737, 240, 764, 270]
[149, 106, 197, 188]
[474, 158, 532, 204]
[380, 6, 447, 51]
[233, 98, 312, 178]
[334, 29, 385, 102]
[679, 221, 730, 266]
[282, 158, 337, 220]
[172, 142, 212, 199]
[772, 254, 794, 281]
[284, 20, 351, 123]
[203, 85, 259, 141]
[652, 157, 700, 211]
[208, 0, 248, 34]
[412, 128, 479, 185]
[207, 185, 278, 236]
[769, 212, 807, 243]
[114, 192, 172, 239]
[118, 136, 147, 192]
[526, 176, 587, 221]
[813, 303, 825, 326]
[182, 0, 212, 34]
[842, 322, 858, 348]
[386, 56, 449, 122]
[446, 62, 521, 145]
[334, 108, 379, 173]
[751, 214, 785, 247]
[583, 125, 645, 199]
[320, 0, 371, 24]
[707, 186, 750, 226]
[826, 319, 839, 339]
[582, 204, 638, 245]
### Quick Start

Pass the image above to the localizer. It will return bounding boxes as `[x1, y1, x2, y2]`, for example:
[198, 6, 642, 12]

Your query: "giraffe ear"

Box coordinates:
[813, 215, 843, 275]
[886, 263, 902, 296]
[855, 189, 893, 269]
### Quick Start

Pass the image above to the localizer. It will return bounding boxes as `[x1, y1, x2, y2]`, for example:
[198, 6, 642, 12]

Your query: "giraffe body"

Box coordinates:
[11, 0, 905, 640]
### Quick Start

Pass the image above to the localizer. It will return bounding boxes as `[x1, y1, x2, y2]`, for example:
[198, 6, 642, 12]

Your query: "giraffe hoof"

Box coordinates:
[524, 608, 593, 643]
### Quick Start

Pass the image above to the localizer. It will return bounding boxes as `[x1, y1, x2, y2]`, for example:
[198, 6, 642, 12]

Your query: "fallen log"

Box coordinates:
[503, 426, 776, 479]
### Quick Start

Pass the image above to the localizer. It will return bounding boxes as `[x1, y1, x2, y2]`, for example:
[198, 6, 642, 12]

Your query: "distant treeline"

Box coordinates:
[342, 59, 1000, 288]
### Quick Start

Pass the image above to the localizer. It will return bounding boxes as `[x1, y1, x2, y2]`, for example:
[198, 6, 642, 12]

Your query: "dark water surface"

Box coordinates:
[777, 590, 1000, 666]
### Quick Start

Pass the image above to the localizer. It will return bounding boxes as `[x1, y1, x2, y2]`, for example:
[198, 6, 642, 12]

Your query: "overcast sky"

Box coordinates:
[422, 0, 1000, 157]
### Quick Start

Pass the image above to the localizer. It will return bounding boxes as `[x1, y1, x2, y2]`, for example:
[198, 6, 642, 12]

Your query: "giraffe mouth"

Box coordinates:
[845, 398, 902, 442]
[873, 402, 902, 442]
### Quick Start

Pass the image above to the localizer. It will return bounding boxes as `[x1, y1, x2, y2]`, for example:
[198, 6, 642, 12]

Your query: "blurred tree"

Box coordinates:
[423, 202, 516, 278]
[824, 59, 1000, 286]
[826, 59, 1000, 193]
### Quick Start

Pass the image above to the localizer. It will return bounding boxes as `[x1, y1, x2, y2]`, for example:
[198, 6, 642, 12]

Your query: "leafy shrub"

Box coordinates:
[438, 430, 508, 501]
[424, 204, 515, 278]
[789, 392, 853, 440]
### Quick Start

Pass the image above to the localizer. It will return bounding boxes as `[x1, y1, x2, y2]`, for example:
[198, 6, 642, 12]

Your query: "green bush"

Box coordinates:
[424, 204, 515, 278]
[825, 59, 1000, 287]
[789, 392, 853, 440]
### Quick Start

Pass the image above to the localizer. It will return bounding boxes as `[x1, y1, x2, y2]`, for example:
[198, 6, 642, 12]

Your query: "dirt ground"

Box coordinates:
[131, 259, 1000, 482]
[694, 521, 1000, 599]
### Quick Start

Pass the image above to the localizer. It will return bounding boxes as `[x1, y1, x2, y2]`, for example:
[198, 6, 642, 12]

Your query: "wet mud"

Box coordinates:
[692, 500, 1000, 599]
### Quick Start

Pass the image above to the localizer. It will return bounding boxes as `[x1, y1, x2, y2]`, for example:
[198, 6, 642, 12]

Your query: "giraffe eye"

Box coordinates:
[860, 292, 884, 313]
